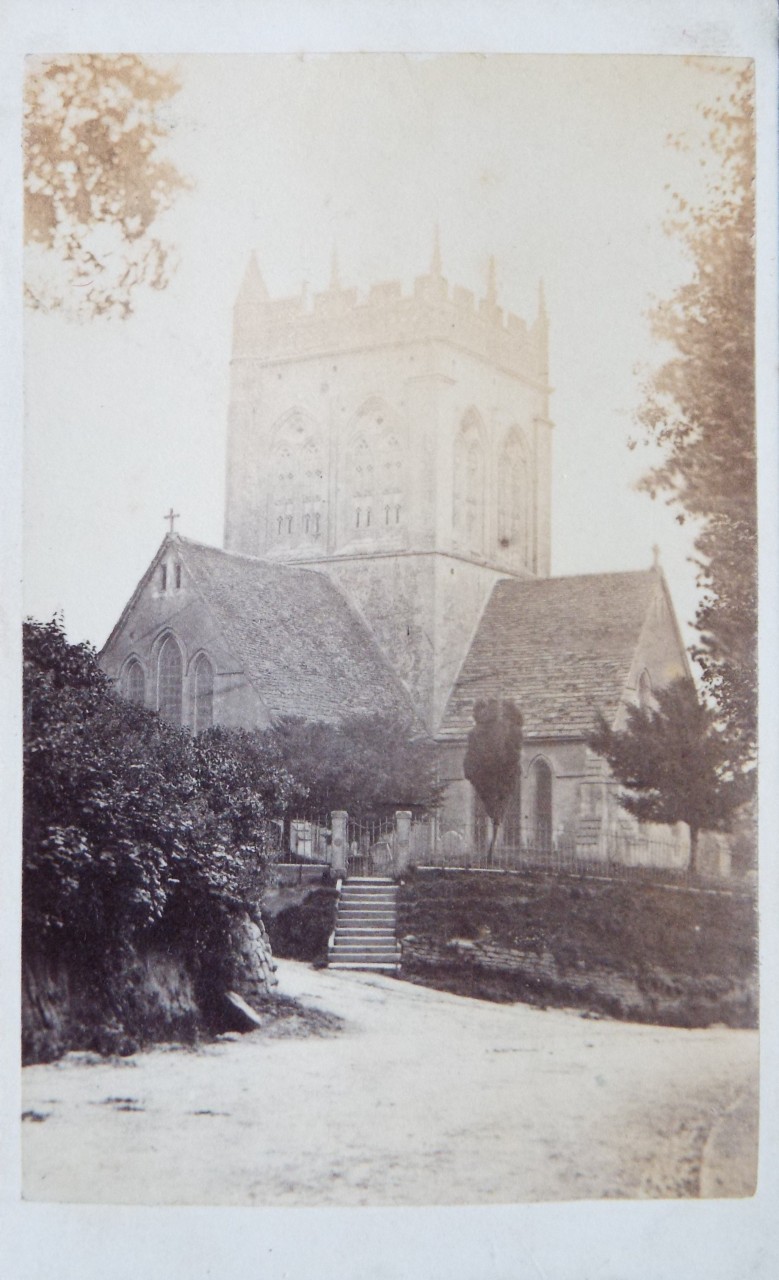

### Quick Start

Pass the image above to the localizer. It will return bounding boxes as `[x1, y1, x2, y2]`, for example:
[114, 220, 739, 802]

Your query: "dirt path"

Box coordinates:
[22, 960, 758, 1206]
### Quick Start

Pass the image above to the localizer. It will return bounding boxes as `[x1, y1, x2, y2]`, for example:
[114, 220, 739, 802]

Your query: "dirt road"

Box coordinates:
[22, 960, 758, 1206]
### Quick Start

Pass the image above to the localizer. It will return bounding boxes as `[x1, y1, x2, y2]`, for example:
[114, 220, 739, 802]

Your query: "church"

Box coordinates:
[100, 238, 691, 865]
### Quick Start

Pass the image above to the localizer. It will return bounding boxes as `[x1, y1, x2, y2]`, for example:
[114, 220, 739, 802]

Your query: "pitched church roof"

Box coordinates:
[107, 536, 415, 724]
[181, 538, 417, 722]
[439, 569, 663, 740]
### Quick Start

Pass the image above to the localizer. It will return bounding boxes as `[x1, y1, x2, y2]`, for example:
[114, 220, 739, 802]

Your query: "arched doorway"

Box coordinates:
[532, 759, 553, 853]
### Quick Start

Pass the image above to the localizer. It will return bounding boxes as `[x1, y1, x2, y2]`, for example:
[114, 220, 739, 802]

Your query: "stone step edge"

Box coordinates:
[329, 942, 400, 951]
[335, 932, 398, 939]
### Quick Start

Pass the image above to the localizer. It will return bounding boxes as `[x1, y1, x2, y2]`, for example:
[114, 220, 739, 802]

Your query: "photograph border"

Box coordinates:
[2, 3, 777, 1278]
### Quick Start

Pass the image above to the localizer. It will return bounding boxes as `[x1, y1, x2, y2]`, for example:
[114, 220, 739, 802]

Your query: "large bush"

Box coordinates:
[23, 617, 295, 965]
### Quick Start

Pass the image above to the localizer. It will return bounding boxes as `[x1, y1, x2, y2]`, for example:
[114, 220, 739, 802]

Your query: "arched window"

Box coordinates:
[192, 654, 214, 735]
[498, 429, 531, 568]
[300, 437, 326, 544]
[269, 412, 326, 549]
[532, 760, 553, 853]
[344, 401, 406, 542]
[157, 635, 183, 726]
[453, 412, 485, 555]
[123, 658, 145, 706]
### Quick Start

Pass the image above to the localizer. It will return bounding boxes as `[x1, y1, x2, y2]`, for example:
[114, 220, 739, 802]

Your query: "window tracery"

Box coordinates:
[268, 414, 326, 549]
[344, 403, 406, 541]
[157, 635, 183, 726]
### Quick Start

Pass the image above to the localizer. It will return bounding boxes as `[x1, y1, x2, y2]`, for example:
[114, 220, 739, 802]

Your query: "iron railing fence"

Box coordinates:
[409, 823, 744, 892]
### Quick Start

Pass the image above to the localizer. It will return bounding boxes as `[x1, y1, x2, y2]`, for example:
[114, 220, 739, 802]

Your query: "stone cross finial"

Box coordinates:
[164, 507, 180, 534]
[652, 543, 661, 569]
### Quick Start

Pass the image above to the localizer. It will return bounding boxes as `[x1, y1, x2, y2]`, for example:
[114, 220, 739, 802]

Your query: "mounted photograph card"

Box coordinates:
[5, 4, 778, 1277]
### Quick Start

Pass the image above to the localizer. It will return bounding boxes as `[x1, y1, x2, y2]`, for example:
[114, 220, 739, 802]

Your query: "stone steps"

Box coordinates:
[328, 877, 401, 973]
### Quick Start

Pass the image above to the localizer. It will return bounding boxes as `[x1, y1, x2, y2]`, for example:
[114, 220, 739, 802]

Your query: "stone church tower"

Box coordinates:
[224, 236, 553, 730]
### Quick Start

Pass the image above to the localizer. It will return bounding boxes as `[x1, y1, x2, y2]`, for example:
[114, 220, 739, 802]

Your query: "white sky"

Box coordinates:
[24, 54, 745, 655]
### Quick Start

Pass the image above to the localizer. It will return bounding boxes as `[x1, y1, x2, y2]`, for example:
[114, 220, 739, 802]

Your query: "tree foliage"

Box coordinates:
[24, 54, 189, 318]
[23, 617, 291, 951]
[463, 699, 523, 862]
[635, 65, 756, 780]
[588, 678, 743, 872]
[266, 713, 443, 821]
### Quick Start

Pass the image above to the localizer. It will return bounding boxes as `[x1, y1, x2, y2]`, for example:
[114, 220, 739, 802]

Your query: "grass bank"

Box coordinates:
[397, 869, 757, 1028]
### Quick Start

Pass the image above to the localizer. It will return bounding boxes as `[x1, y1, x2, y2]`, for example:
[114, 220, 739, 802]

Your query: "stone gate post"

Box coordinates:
[331, 810, 348, 877]
[394, 810, 412, 876]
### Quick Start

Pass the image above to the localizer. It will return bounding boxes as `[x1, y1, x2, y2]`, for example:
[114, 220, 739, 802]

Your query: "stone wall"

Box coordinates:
[22, 912, 278, 1064]
[400, 934, 755, 1028]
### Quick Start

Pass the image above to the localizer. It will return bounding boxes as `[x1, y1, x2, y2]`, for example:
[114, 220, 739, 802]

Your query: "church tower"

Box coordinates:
[224, 236, 553, 730]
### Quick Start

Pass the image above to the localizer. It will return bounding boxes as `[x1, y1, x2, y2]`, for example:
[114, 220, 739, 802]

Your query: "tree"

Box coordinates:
[23, 617, 289, 952]
[463, 699, 523, 864]
[266, 712, 443, 821]
[24, 54, 189, 318]
[634, 66, 756, 784]
[588, 678, 743, 874]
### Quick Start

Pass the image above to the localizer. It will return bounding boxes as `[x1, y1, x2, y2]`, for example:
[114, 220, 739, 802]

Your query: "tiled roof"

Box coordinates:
[439, 570, 660, 741]
[178, 538, 414, 723]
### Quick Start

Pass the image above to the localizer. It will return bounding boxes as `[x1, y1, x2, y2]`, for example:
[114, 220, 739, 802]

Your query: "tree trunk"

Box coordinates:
[689, 826, 700, 876]
[487, 820, 498, 867]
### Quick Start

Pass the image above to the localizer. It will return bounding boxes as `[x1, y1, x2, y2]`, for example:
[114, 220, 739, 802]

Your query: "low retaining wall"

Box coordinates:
[400, 936, 755, 1027]
[397, 870, 758, 1028]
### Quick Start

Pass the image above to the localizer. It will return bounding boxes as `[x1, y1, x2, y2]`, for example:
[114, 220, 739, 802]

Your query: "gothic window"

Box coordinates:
[350, 434, 374, 528]
[453, 413, 485, 555]
[300, 437, 326, 544]
[160, 564, 167, 591]
[123, 658, 145, 706]
[498, 430, 531, 568]
[175, 562, 182, 589]
[269, 414, 326, 549]
[157, 635, 183, 726]
[345, 403, 406, 541]
[531, 759, 553, 853]
[192, 654, 214, 735]
[271, 441, 296, 543]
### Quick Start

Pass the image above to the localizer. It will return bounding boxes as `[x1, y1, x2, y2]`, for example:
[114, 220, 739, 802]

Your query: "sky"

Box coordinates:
[23, 53, 744, 655]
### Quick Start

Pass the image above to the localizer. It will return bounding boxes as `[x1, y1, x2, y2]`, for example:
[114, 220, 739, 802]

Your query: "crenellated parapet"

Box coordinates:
[233, 246, 549, 387]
